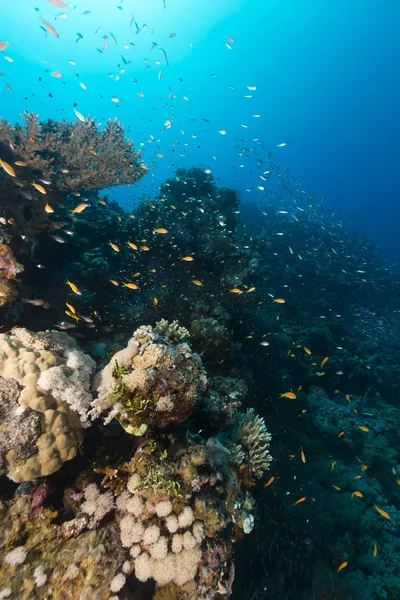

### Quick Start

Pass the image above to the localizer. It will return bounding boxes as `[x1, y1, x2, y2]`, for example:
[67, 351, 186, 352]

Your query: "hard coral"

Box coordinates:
[230, 409, 272, 480]
[0, 328, 95, 481]
[91, 321, 207, 434]
[0, 112, 146, 192]
[0, 243, 23, 307]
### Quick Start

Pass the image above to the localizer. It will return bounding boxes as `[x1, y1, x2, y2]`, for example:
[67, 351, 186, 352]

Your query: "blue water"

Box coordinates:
[2, 0, 399, 263]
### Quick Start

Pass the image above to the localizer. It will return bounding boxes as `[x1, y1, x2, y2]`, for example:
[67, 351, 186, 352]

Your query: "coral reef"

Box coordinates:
[0, 242, 23, 307]
[229, 409, 272, 480]
[0, 321, 271, 600]
[0, 112, 146, 192]
[91, 321, 207, 434]
[0, 328, 95, 481]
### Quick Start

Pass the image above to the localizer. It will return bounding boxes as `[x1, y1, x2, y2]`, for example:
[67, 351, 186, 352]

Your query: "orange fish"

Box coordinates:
[109, 279, 119, 286]
[44, 203, 54, 213]
[71, 203, 88, 214]
[140, 246, 150, 251]
[360, 464, 368, 472]
[321, 357, 329, 368]
[153, 298, 158, 306]
[192, 280, 203, 286]
[358, 426, 369, 432]
[337, 561, 348, 572]
[230, 288, 243, 294]
[373, 543, 378, 557]
[65, 302, 76, 313]
[127, 242, 138, 250]
[246, 287, 256, 293]
[293, 497, 306, 507]
[65, 280, 81, 295]
[122, 283, 139, 290]
[304, 347, 312, 355]
[109, 242, 120, 252]
[300, 448, 306, 463]
[280, 392, 297, 399]
[352, 491, 363, 498]
[14, 161, 27, 166]
[0, 159, 16, 177]
[331, 461, 337, 471]
[51, 71, 62, 78]
[182, 256, 194, 262]
[0, 42, 9, 51]
[154, 228, 168, 234]
[273, 298, 286, 304]
[337, 431, 345, 438]
[373, 504, 390, 519]
[332, 485, 341, 491]
[264, 476, 275, 488]
[41, 18, 60, 38]
[346, 394, 351, 402]
[32, 182, 47, 194]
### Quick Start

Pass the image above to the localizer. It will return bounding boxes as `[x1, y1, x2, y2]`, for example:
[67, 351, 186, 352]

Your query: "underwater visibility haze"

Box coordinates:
[0, 1, 400, 599]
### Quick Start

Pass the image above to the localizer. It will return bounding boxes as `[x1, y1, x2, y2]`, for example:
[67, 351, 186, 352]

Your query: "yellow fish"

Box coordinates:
[192, 280, 203, 286]
[65, 280, 81, 295]
[264, 476, 275, 488]
[373, 504, 390, 519]
[358, 426, 369, 432]
[337, 561, 348, 572]
[273, 298, 286, 304]
[109, 242, 120, 252]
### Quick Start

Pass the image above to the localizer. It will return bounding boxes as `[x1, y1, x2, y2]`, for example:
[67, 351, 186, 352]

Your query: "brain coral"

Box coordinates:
[0, 328, 95, 482]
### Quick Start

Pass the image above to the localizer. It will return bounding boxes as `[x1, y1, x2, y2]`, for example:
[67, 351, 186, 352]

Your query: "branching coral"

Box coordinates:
[0, 113, 146, 192]
[230, 409, 272, 479]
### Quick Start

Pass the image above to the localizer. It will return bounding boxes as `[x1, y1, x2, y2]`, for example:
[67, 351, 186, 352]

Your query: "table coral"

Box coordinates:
[0, 113, 146, 192]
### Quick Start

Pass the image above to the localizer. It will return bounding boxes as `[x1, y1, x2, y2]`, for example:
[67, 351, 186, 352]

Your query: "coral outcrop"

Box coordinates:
[0, 327, 95, 481]
[91, 321, 207, 434]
